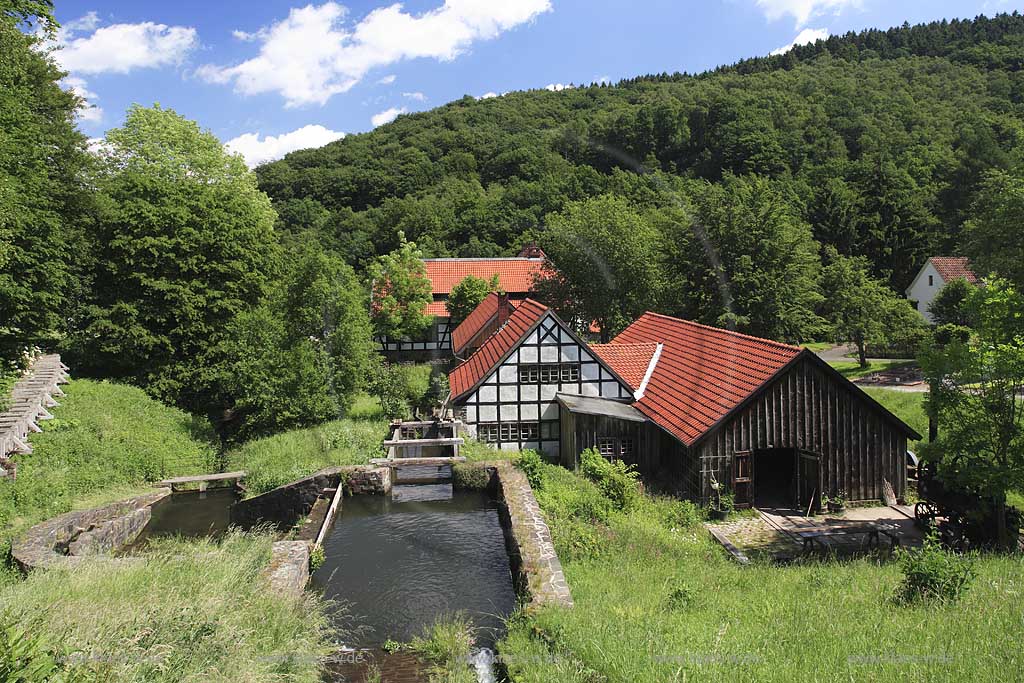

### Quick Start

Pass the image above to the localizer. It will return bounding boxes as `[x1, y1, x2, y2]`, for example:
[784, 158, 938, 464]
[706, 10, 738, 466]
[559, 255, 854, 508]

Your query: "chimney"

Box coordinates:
[497, 292, 511, 326]
[518, 242, 545, 260]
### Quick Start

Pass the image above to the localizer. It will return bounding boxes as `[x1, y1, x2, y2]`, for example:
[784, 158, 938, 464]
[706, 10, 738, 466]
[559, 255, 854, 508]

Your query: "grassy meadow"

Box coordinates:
[0, 379, 217, 568]
[497, 460, 1024, 683]
[829, 360, 916, 381]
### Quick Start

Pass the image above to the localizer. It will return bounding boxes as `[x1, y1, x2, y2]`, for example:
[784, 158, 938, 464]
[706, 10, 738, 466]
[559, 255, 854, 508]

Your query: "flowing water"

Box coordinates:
[311, 483, 517, 649]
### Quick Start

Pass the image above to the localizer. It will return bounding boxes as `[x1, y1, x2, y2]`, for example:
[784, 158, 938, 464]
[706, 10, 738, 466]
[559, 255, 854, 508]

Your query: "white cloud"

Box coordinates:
[225, 124, 346, 167]
[544, 82, 574, 91]
[371, 106, 406, 127]
[52, 13, 198, 74]
[479, 91, 499, 99]
[771, 27, 829, 55]
[403, 91, 426, 101]
[594, 74, 610, 85]
[200, 0, 552, 107]
[64, 75, 103, 123]
[233, 28, 268, 42]
[754, 0, 860, 28]
[377, 74, 396, 84]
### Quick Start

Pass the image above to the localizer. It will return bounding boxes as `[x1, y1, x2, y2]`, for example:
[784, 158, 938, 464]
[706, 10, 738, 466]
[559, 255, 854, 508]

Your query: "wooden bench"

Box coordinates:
[798, 523, 880, 553]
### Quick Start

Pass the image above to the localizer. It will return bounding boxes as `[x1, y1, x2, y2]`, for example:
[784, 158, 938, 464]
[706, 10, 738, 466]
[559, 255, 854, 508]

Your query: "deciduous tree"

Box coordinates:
[446, 274, 499, 325]
[70, 105, 278, 413]
[367, 234, 433, 340]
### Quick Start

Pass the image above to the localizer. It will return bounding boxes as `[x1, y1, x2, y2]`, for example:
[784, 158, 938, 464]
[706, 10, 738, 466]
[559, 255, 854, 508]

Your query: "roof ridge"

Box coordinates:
[627, 312, 804, 353]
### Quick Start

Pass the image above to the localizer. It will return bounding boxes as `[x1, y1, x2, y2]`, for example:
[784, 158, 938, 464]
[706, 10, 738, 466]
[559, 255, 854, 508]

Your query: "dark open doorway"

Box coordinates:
[754, 448, 796, 509]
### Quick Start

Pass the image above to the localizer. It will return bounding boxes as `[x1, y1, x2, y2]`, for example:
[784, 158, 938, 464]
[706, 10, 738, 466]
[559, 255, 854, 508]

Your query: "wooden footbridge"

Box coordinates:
[1, 354, 70, 480]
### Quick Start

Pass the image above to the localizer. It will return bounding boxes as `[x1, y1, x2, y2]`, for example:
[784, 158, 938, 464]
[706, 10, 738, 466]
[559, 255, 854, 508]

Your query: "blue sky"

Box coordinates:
[48, 0, 1023, 165]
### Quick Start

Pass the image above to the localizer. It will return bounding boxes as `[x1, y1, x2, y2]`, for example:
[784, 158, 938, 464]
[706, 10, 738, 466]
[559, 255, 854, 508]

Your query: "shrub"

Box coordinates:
[452, 464, 491, 491]
[895, 533, 976, 604]
[656, 498, 705, 529]
[0, 620, 79, 683]
[516, 449, 545, 490]
[579, 448, 640, 511]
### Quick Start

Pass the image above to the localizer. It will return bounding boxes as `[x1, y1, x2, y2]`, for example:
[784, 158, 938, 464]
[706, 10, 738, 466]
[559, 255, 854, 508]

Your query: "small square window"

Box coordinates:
[478, 424, 500, 443]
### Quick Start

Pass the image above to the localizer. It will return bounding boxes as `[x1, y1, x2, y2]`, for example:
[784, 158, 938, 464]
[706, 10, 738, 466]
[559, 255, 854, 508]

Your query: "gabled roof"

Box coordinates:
[423, 258, 546, 297]
[929, 257, 979, 285]
[611, 313, 804, 446]
[589, 343, 659, 391]
[451, 293, 513, 355]
[449, 299, 550, 400]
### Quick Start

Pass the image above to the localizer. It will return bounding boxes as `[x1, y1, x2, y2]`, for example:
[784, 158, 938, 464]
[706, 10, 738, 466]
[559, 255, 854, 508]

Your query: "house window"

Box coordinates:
[598, 436, 635, 461]
[928, 275, 934, 286]
[518, 363, 580, 384]
[540, 420, 559, 440]
[478, 424, 501, 443]
[483, 422, 540, 442]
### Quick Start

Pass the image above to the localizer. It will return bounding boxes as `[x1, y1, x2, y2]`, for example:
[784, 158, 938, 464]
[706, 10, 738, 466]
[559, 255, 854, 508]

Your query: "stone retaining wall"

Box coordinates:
[460, 461, 573, 609]
[231, 465, 391, 531]
[11, 489, 171, 571]
[264, 540, 311, 597]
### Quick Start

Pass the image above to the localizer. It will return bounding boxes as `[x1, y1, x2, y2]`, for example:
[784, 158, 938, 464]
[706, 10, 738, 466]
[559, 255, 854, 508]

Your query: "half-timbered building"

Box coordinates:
[376, 245, 547, 359]
[448, 303, 921, 510]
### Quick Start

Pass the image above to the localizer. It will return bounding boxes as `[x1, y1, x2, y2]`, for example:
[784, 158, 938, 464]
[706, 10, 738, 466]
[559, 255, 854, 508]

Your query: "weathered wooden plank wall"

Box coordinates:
[694, 356, 909, 504]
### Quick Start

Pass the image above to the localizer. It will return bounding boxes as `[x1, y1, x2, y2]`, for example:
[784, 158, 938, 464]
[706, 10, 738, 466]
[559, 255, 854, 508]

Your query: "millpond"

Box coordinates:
[311, 466, 517, 649]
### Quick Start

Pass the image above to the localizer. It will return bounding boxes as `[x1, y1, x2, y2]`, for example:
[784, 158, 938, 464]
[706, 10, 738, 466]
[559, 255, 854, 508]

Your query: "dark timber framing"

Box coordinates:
[451, 312, 633, 459]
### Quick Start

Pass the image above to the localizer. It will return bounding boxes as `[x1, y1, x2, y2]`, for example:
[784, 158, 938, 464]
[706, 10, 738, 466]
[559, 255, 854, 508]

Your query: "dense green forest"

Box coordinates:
[4, 2, 1024, 440]
[258, 12, 1024, 331]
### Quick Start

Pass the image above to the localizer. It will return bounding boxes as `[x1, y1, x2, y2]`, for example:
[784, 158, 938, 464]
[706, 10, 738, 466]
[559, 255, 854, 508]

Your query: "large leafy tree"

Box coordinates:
[964, 169, 1024, 289]
[223, 247, 373, 441]
[70, 104, 278, 413]
[928, 277, 975, 327]
[367, 233, 433, 339]
[664, 175, 824, 342]
[0, 0, 90, 358]
[535, 195, 662, 341]
[819, 247, 925, 366]
[446, 274, 499, 325]
[920, 281, 1024, 549]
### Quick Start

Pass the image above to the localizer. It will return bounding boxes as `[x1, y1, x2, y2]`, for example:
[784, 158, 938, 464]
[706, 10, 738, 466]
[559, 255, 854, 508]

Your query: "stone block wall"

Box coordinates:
[12, 489, 170, 571]
[457, 461, 573, 609]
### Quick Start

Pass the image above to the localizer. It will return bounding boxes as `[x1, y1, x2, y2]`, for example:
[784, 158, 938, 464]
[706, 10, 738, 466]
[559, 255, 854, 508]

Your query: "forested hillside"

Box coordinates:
[259, 12, 1024, 307]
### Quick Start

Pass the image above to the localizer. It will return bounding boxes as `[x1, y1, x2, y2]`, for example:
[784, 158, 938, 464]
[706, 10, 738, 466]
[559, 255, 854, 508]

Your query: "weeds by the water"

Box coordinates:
[0, 531, 334, 682]
[409, 613, 477, 683]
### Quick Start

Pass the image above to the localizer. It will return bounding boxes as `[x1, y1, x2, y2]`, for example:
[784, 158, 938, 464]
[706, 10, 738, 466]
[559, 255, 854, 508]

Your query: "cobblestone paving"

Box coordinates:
[707, 516, 800, 561]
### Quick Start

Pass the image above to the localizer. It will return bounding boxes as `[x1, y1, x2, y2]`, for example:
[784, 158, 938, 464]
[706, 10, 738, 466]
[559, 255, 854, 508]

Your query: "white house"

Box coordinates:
[905, 257, 979, 323]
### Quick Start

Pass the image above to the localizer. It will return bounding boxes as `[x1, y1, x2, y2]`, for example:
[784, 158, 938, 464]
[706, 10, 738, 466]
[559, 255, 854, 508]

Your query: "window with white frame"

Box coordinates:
[598, 436, 635, 461]
[518, 363, 580, 384]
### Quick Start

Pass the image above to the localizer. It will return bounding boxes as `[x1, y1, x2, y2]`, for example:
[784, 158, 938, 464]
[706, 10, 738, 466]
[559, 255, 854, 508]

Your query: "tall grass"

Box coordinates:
[409, 614, 477, 683]
[0, 531, 334, 682]
[225, 417, 387, 496]
[0, 380, 217, 560]
[498, 460, 1024, 683]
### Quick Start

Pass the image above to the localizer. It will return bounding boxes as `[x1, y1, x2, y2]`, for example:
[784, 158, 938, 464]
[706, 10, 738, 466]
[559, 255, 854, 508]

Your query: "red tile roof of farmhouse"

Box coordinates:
[589, 343, 659, 390]
[929, 257, 979, 284]
[611, 313, 803, 446]
[450, 293, 518, 354]
[423, 258, 547, 299]
[424, 296, 525, 317]
[449, 299, 550, 399]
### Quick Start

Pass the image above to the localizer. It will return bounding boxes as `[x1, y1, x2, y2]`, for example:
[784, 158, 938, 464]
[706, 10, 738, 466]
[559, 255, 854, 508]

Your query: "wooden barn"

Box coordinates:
[447, 304, 921, 510]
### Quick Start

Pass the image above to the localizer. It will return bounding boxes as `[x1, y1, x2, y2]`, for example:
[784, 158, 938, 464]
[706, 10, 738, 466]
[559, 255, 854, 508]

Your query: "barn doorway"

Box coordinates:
[754, 448, 796, 509]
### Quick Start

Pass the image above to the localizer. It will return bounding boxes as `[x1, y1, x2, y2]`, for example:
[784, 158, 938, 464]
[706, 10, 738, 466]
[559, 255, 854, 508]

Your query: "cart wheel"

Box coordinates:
[914, 501, 937, 529]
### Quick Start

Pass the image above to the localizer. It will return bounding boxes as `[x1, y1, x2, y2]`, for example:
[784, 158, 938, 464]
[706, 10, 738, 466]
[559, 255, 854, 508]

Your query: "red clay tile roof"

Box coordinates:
[450, 293, 521, 355]
[427, 296, 525, 318]
[590, 343, 659, 391]
[423, 258, 546, 296]
[611, 313, 802, 446]
[449, 299, 550, 400]
[930, 257, 979, 285]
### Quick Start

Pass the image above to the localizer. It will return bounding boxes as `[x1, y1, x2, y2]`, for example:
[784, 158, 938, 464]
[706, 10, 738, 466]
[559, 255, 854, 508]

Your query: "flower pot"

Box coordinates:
[710, 509, 728, 521]
[827, 502, 845, 513]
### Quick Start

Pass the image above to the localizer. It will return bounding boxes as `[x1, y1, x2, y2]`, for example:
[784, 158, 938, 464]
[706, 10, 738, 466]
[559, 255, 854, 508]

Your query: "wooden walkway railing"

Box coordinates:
[0, 354, 70, 479]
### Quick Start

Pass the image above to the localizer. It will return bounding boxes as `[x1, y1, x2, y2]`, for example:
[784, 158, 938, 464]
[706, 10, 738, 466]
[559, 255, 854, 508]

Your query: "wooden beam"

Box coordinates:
[156, 470, 246, 487]
[370, 456, 467, 466]
[381, 437, 464, 447]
